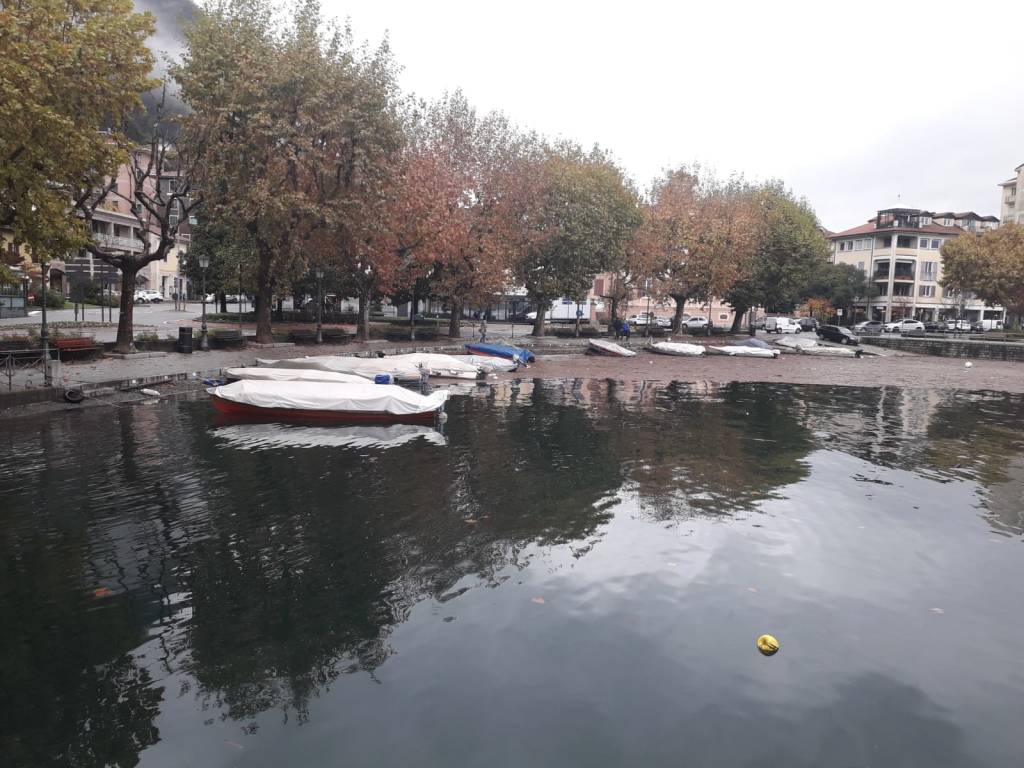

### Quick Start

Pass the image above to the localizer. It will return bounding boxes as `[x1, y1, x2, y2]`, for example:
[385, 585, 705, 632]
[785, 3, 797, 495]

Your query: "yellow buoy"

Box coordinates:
[757, 634, 780, 656]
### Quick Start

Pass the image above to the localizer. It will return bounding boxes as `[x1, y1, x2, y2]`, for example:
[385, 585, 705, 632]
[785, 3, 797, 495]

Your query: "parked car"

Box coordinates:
[626, 313, 654, 326]
[765, 317, 801, 334]
[883, 319, 924, 333]
[134, 289, 162, 303]
[684, 316, 712, 331]
[797, 317, 818, 332]
[816, 325, 860, 345]
[923, 321, 942, 332]
[945, 319, 970, 332]
[854, 320, 883, 334]
[655, 315, 673, 328]
[978, 318, 1004, 331]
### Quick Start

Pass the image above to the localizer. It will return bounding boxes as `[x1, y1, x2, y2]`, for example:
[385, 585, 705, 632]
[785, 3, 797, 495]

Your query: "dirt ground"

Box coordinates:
[504, 351, 1024, 393]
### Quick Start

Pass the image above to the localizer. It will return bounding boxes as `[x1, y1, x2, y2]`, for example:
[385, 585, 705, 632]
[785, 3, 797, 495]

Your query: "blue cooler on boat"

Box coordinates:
[374, 374, 393, 385]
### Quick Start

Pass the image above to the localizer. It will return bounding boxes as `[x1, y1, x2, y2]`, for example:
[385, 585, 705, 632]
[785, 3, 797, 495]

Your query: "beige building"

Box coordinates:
[829, 206, 1004, 323]
[999, 162, 1023, 225]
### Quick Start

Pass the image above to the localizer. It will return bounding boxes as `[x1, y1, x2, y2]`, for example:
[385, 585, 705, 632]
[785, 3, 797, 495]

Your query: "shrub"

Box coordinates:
[34, 289, 65, 309]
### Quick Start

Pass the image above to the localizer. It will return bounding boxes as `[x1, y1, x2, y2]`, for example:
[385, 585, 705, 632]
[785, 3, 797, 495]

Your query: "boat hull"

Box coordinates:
[588, 339, 636, 357]
[464, 343, 536, 363]
[210, 394, 441, 424]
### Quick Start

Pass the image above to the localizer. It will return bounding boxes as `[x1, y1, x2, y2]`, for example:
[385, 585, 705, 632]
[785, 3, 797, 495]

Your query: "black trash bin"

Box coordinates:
[177, 327, 193, 354]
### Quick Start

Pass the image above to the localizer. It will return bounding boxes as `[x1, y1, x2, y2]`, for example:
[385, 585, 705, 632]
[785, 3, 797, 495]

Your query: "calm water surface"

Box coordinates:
[2, 380, 1023, 767]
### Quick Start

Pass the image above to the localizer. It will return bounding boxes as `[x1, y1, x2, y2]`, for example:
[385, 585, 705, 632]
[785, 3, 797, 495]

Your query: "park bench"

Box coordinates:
[211, 330, 245, 350]
[321, 328, 350, 344]
[52, 336, 101, 361]
[287, 330, 317, 345]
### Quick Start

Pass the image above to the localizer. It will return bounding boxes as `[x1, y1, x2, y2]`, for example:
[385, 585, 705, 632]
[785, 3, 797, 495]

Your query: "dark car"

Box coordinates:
[816, 325, 860, 345]
[797, 317, 818, 332]
[923, 322, 942, 332]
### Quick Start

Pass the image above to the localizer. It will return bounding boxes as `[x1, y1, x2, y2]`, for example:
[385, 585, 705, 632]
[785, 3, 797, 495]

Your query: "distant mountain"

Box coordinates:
[129, 1, 198, 140]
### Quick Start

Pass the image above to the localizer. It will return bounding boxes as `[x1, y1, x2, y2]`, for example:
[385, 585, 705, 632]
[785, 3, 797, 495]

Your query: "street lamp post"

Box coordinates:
[40, 262, 51, 387]
[198, 254, 210, 351]
[314, 266, 324, 344]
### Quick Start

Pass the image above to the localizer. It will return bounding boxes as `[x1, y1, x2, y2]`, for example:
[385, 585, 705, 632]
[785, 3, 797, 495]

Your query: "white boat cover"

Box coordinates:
[211, 422, 447, 450]
[774, 336, 817, 349]
[208, 380, 449, 415]
[797, 345, 860, 357]
[463, 355, 519, 372]
[707, 346, 780, 358]
[393, 353, 482, 379]
[648, 341, 705, 357]
[256, 355, 425, 381]
[225, 367, 369, 385]
[589, 339, 637, 357]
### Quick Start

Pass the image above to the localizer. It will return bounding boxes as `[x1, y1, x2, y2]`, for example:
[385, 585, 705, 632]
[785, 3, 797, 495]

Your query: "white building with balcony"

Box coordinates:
[999, 162, 1023, 225]
[829, 206, 1004, 323]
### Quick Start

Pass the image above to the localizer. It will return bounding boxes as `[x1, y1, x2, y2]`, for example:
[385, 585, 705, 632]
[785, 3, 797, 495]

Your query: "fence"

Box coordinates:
[1, 348, 49, 390]
[0, 281, 28, 319]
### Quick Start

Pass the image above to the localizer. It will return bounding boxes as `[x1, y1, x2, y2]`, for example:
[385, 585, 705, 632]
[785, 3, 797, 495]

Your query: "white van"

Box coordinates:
[765, 317, 801, 334]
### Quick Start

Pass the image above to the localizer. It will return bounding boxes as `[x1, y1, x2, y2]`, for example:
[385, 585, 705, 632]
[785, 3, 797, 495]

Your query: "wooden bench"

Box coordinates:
[52, 336, 101, 360]
[211, 330, 245, 349]
[288, 330, 317, 345]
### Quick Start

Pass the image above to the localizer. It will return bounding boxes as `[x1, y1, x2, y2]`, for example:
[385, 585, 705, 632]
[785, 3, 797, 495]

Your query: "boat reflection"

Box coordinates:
[211, 422, 448, 450]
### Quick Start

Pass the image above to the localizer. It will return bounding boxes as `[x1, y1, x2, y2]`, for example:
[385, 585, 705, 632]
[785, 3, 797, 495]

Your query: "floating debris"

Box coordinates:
[757, 634, 780, 656]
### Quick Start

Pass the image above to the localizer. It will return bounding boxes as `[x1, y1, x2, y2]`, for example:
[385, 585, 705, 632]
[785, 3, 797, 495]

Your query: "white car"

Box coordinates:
[884, 319, 924, 333]
[134, 289, 162, 303]
[945, 319, 970, 332]
[627, 313, 654, 326]
[765, 317, 801, 334]
[684, 316, 712, 330]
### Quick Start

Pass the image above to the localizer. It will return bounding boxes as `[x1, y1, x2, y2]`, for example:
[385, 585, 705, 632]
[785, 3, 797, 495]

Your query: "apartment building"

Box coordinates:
[829, 206, 1004, 323]
[999, 162, 1023, 225]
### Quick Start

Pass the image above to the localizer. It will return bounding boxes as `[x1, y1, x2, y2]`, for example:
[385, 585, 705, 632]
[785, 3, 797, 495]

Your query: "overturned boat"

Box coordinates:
[208, 380, 449, 423]
[797, 345, 862, 358]
[648, 341, 705, 357]
[588, 339, 637, 357]
[706, 345, 781, 358]
[464, 342, 536, 364]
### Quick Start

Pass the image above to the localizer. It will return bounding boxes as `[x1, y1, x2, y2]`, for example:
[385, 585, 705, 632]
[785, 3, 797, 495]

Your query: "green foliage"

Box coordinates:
[942, 224, 1024, 316]
[723, 184, 829, 321]
[0, 0, 155, 260]
[801, 262, 876, 314]
[34, 288, 66, 309]
[514, 146, 641, 334]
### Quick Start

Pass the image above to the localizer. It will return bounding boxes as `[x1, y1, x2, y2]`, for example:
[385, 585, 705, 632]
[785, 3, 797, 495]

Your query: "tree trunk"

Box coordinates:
[448, 299, 463, 338]
[609, 297, 619, 333]
[409, 286, 418, 340]
[254, 248, 274, 343]
[531, 298, 549, 337]
[671, 295, 688, 333]
[357, 293, 370, 341]
[113, 267, 139, 354]
[219, 292, 227, 314]
[730, 303, 748, 334]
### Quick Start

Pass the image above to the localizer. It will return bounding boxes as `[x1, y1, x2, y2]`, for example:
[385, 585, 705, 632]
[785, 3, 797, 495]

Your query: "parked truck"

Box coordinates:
[526, 298, 604, 323]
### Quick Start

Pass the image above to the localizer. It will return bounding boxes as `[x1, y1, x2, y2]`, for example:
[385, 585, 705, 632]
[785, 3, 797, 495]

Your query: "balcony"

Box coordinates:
[893, 269, 915, 281]
[93, 233, 143, 251]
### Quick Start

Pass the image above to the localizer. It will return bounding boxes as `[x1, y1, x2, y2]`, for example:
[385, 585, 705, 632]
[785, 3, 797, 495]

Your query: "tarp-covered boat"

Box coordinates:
[393, 352, 482, 379]
[798, 345, 861, 357]
[208, 380, 449, 423]
[648, 341, 706, 357]
[706, 346, 781, 358]
[224, 367, 370, 385]
[463, 354, 519, 372]
[211, 422, 447, 450]
[256, 355, 425, 382]
[464, 342, 536, 364]
[773, 336, 817, 350]
[588, 339, 637, 357]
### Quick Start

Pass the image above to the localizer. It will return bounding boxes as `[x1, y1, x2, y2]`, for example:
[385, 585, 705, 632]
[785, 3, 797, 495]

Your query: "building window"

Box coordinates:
[931, 238, 940, 249]
[919, 285, 935, 297]
[878, 236, 892, 248]
[943, 218, 952, 225]
[919, 237, 929, 249]
[921, 261, 937, 281]
[896, 235, 915, 248]
[877, 284, 888, 296]
[594, 278, 605, 296]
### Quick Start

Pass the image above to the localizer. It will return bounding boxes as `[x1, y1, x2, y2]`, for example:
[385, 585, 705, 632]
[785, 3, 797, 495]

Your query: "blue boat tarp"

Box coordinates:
[464, 342, 535, 364]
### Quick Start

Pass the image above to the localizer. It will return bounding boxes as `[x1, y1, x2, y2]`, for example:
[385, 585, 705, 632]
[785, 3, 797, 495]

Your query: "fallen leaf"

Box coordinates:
[91, 587, 114, 599]
[531, 596, 546, 604]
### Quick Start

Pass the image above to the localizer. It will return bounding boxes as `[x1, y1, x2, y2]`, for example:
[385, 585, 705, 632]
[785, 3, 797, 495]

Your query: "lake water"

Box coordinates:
[2, 380, 1023, 767]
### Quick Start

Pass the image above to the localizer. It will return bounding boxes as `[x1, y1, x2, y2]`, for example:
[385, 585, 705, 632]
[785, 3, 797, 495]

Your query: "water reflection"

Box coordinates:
[0, 379, 1022, 767]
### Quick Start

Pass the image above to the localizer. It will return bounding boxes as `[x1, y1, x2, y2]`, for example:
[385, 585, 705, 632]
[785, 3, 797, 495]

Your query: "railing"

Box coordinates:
[93, 233, 143, 251]
[1, 349, 48, 390]
[893, 271, 915, 281]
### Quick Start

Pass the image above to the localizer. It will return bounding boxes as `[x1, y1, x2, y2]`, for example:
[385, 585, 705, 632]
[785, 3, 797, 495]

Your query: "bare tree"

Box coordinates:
[74, 100, 203, 353]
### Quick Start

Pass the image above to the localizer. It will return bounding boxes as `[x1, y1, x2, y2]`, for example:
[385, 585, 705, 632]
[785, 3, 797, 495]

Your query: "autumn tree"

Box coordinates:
[0, 0, 155, 267]
[175, 0, 403, 343]
[722, 183, 830, 332]
[511, 145, 641, 337]
[603, 201, 660, 329]
[646, 167, 759, 333]
[800, 262, 875, 324]
[942, 224, 1024, 325]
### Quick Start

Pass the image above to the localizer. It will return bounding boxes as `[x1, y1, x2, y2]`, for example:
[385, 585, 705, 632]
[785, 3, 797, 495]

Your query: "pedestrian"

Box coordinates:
[613, 318, 622, 340]
[621, 319, 631, 344]
[478, 317, 488, 343]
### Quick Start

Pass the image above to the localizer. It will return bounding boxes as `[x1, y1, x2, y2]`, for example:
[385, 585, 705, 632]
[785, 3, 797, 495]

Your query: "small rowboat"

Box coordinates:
[706, 346, 780, 358]
[208, 380, 449, 424]
[464, 342, 536, 364]
[224, 367, 369, 384]
[588, 339, 637, 357]
[648, 341, 705, 357]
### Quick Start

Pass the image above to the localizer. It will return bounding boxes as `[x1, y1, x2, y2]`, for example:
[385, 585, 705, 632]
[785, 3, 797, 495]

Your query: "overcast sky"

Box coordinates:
[317, 0, 1023, 231]
[145, 0, 1024, 231]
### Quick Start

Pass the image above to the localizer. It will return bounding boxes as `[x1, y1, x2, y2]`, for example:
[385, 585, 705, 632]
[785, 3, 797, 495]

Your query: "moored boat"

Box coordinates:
[706, 346, 780, 358]
[256, 355, 424, 382]
[464, 342, 536, 364]
[648, 341, 705, 357]
[463, 354, 519, 372]
[208, 380, 449, 423]
[224, 367, 370, 384]
[588, 339, 637, 357]
[797, 345, 862, 357]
